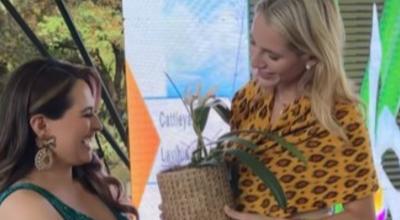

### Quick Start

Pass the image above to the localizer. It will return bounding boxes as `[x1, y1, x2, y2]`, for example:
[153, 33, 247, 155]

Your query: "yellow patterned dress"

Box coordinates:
[229, 80, 379, 218]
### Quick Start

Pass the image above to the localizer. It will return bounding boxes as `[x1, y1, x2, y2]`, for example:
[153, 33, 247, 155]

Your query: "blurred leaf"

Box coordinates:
[193, 106, 210, 133]
[263, 132, 308, 166]
[215, 134, 258, 151]
[226, 149, 287, 208]
[219, 130, 307, 166]
[206, 99, 231, 124]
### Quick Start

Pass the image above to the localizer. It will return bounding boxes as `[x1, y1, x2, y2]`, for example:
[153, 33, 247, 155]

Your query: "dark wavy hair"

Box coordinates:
[0, 58, 138, 219]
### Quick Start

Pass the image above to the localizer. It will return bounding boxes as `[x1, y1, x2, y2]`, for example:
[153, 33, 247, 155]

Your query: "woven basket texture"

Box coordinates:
[157, 165, 234, 220]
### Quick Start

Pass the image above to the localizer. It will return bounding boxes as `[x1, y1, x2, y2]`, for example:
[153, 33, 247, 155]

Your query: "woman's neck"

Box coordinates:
[24, 164, 75, 189]
[275, 83, 301, 104]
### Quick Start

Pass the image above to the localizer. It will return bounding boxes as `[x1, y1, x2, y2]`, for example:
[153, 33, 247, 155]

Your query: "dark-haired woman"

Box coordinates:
[0, 58, 138, 220]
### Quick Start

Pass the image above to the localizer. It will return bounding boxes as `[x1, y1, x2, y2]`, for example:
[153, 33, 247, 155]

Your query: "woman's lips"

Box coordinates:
[82, 139, 93, 150]
[258, 71, 277, 80]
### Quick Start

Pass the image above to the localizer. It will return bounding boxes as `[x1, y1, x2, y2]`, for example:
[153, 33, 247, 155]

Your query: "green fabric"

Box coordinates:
[0, 182, 128, 220]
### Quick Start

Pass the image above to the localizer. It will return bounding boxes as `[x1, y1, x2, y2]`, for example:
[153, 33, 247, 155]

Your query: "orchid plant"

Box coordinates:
[165, 72, 307, 208]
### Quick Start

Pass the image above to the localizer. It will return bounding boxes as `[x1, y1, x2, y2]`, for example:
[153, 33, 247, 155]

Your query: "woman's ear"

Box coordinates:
[301, 54, 318, 68]
[306, 59, 318, 68]
[29, 114, 48, 138]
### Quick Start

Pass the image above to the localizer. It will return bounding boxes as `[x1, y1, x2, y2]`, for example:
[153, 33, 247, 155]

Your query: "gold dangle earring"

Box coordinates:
[34, 137, 56, 171]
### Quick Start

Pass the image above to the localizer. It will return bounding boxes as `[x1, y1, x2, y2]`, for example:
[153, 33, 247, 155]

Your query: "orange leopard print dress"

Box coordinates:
[229, 80, 379, 218]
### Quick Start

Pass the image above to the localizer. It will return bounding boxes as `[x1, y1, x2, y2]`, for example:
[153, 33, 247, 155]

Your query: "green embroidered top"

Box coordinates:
[0, 183, 129, 220]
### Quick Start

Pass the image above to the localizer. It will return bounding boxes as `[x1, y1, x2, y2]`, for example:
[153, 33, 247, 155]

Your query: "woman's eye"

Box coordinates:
[84, 113, 94, 118]
[269, 55, 279, 61]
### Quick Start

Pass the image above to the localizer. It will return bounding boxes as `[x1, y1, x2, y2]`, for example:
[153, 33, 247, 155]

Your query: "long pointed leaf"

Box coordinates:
[213, 103, 231, 124]
[264, 133, 307, 166]
[193, 106, 210, 132]
[218, 130, 240, 139]
[217, 130, 307, 165]
[215, 135, 258, 151]
[206, 99, 231, 124]
[226, 149, 287, 208]
[164, 72, 191, 116]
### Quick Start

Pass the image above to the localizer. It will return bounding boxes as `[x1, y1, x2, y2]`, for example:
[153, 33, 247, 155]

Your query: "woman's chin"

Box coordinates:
[83, 153, 93, 163]
[255, 75, 280, 89]
[75, 153, 93, 166]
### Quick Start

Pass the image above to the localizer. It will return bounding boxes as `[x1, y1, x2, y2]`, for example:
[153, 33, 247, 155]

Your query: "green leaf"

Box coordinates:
[217, 130, 307, 166]
[216, 134, 258, 151]
[217, 130, 242, 139]
[193, 106, 210, 132]
[202, 148, 224, 164]
[199, 157, 220, 166]
[164, 72, 191, 116]
[263, 133, 308, 166]
[207, 99, 231, 124]
[226, 149, 287, 208]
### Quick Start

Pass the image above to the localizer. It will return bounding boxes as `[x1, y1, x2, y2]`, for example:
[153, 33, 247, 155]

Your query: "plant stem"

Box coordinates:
[197, 136, 208, 159]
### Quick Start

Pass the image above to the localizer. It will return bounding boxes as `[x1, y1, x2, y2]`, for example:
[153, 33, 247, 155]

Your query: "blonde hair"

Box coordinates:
[255, 0, 358, 140]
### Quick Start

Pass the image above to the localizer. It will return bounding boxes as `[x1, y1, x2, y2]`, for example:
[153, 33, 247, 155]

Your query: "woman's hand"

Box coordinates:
[224, 206, 288, 220]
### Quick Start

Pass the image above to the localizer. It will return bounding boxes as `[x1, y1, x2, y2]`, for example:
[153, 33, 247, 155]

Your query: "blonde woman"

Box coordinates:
[224, 0, 379, 219]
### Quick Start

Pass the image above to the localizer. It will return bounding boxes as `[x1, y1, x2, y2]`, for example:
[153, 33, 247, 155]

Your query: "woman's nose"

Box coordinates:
[92, 115, 103, 132]
[251, 49, 266, 69]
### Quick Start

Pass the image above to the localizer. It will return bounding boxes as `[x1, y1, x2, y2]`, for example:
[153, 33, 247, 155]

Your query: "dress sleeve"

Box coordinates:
[229, 89, 243, 131]
[334, 102, 380, 204]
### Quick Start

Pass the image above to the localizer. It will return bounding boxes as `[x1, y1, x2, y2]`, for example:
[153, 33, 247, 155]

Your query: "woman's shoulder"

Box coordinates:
[333, 99, 365, 121]
[0, 187, 62, 219]
[334, 99, 359, 109]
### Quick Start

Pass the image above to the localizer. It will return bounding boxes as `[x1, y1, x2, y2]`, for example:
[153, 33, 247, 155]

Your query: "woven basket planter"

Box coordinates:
[157, 164, 234, 220]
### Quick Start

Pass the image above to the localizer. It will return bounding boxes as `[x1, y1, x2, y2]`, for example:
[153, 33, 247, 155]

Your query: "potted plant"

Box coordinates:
[157, 73, 307, 220]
